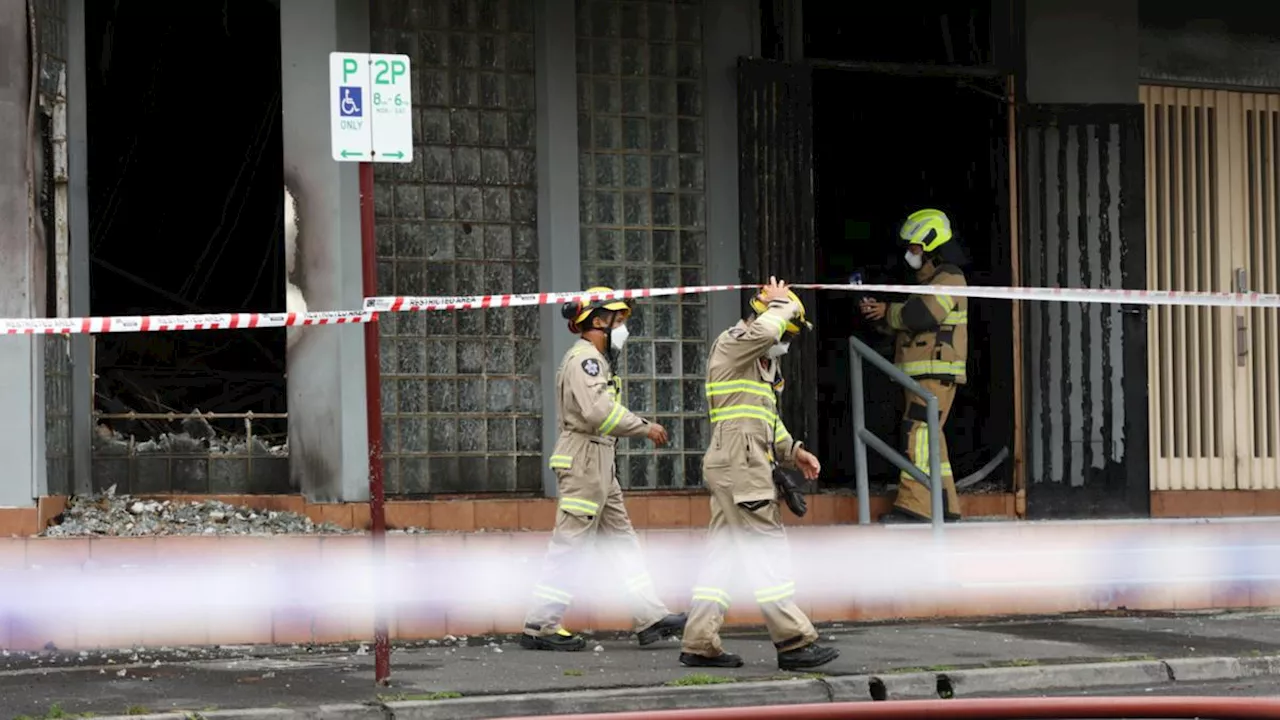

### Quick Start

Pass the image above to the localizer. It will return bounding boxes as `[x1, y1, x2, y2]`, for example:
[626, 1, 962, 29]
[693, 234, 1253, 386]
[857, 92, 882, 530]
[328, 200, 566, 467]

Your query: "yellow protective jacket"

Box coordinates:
[882, 261, 969, 384]
[702, 297, 803, 506]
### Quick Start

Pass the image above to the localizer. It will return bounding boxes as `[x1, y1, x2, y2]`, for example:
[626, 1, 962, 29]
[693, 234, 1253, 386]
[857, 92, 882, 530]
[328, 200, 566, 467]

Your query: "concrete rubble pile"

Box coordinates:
[41, 486, 355, 537]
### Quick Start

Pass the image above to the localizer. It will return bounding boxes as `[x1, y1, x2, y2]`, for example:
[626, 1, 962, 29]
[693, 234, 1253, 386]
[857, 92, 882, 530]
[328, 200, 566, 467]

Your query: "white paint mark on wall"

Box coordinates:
[283, 183, 307, 352]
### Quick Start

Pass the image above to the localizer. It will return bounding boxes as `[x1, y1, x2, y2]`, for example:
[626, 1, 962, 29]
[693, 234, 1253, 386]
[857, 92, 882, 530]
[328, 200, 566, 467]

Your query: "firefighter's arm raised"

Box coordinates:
[858, 297, 897, 335]
[885, 275, 958, 332]
[726, 296, 800, 358]
[567, 355, 651, 438]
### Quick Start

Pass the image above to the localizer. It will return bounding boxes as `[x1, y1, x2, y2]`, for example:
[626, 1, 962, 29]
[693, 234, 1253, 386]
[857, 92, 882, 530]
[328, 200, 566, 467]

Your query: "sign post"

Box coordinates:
[329, 51, 413, 687]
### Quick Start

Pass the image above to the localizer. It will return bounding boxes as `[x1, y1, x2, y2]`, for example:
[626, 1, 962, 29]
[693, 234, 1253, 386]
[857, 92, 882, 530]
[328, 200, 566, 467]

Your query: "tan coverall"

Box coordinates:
[523, 339, 671, 637]
[682, 297, 819, 657]
[881, 261, 969, 520]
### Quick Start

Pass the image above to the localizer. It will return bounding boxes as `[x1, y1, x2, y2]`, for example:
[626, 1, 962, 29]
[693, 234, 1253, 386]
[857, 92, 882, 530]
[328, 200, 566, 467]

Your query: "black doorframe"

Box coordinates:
[737, 56, 1018, 482]
[737, 57, 819, 453]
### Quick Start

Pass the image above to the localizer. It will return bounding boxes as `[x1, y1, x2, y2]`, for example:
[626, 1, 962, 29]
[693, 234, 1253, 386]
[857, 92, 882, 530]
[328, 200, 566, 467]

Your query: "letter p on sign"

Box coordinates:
[343, 58, 360, 83]
[390, 60, 407, 83]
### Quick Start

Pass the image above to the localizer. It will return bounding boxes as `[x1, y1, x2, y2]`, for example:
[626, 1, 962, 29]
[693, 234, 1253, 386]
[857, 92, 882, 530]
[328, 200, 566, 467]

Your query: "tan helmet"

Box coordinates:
[561, 286, 632, 332]
[749, 288, 813, 337]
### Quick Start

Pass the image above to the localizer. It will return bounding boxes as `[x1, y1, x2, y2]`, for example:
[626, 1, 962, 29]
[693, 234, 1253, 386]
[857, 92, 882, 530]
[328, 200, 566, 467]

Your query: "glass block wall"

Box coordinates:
[371, 0, 543, 495]
[576, 0, 709, 488]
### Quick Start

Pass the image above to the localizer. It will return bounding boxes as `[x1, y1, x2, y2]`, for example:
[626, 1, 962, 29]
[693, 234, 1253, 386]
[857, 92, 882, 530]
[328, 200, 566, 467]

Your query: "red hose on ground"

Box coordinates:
[494, 697, 1280, 720]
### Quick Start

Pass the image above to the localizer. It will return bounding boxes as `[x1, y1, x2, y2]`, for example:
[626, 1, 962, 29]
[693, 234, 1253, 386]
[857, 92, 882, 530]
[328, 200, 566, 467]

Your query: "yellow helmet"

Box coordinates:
[749, 288, 813, 336]
[561, 286, 632, 331]
[899, 208, 953, 253]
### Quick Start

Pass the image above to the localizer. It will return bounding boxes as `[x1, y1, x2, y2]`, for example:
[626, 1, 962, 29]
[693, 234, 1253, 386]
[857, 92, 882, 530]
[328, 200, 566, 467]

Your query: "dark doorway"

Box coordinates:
[85, 2, 286, 438]
[803, 0, 994, 67]
[809, 69, 1015, 495]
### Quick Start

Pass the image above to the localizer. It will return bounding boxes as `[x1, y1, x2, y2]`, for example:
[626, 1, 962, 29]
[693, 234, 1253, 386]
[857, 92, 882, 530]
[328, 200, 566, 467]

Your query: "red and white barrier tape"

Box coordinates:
[3, 282, 1279, 335]
[364, 282, 1280, 313]
[0, 310, 372, 335]
[361, 283, 753, 312]
[799, 282, 1280, 309]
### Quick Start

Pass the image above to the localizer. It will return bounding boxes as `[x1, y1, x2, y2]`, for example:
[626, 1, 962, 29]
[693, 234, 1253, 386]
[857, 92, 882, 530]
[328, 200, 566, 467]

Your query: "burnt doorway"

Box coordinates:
[85, 1, 287, 493]
[810, 69, 1015, 497]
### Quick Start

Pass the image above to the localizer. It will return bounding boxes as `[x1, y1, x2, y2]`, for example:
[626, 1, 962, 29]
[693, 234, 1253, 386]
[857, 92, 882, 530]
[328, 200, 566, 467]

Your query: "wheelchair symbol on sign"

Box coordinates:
[339, 86, 363, 117]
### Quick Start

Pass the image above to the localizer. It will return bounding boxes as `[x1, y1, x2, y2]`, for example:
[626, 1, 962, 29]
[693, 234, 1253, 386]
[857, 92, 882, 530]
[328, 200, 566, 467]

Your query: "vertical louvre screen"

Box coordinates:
[1141, 86, 1280, 491]
[1020, 104, 1149, 518]
[736, 58, 817, 451]
[1141, 87, 1230, 490]
[1244, 98, 1280, 482]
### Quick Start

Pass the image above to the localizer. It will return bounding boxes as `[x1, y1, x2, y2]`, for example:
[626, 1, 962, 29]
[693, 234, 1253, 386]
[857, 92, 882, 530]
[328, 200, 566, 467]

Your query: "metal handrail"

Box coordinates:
[849, 335, 944, 533]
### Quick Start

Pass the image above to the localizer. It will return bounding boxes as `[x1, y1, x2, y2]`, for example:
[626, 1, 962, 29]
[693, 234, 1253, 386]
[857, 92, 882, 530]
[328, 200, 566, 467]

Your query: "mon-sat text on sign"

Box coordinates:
[329, 52, 413, 163]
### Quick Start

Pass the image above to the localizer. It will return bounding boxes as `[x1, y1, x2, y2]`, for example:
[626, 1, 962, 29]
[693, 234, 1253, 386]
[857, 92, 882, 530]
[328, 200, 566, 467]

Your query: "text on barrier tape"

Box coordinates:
[0, 311, 373, 335]
[361, 284, 752, 312]
[365, 282, 1280, 313]
[2, 282, 1279, 335]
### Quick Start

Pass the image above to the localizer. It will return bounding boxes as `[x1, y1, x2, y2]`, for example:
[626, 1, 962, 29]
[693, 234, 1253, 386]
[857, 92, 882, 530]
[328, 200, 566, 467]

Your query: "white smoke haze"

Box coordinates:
[4, 520, 1278, 644]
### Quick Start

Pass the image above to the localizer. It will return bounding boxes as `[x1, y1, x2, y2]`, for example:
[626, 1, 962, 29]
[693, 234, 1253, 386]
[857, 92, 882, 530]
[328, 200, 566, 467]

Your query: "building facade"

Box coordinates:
[0, 0, 1276, 522]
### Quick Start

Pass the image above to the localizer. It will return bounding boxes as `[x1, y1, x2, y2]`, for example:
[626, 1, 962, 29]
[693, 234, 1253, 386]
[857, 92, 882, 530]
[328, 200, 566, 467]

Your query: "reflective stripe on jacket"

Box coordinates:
[702, 297, 804, 497]
[548, 339, 650, 471]
[883, 263, 969, 384]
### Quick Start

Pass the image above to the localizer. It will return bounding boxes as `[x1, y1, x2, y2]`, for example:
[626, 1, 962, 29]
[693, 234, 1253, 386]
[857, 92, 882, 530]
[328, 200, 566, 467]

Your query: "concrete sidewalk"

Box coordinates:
[5, 610, 1280, 719]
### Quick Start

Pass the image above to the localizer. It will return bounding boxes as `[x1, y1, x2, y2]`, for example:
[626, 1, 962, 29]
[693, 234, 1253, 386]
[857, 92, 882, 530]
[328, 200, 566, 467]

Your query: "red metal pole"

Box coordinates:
[359, 160, 391, 686]
[492, 696, 1280, 720]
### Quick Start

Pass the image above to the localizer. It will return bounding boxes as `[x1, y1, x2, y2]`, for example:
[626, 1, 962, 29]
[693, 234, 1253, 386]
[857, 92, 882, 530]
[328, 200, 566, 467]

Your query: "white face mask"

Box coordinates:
[904, 249, 923, 270]
[610, 323, 630, 351]
[767, 341, 790, 358]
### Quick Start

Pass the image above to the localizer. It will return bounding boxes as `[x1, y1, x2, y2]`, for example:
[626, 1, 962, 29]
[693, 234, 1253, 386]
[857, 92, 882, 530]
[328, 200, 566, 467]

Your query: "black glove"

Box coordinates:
[772, 466, 808, 517]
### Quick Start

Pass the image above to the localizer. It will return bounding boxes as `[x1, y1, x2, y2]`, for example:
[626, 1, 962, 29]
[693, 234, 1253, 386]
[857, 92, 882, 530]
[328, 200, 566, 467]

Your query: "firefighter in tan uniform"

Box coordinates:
[680, 277, 840, 671]
[859, 209, 968, 523]
[521, 287, 688, 651]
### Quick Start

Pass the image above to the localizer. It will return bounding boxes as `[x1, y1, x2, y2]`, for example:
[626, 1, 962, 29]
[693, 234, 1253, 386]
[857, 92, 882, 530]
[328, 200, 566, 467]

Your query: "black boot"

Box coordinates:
[778, 643, 840, 670]
[679, 651, 744, 668]
[637, 612, 687, 646]
[519, 625, 588, 652]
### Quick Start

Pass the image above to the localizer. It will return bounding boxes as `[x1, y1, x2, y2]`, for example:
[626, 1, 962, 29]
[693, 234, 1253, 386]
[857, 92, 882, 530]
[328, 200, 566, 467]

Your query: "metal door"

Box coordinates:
[1141, 86, 1280, 491]
[736, 57, 818, 451]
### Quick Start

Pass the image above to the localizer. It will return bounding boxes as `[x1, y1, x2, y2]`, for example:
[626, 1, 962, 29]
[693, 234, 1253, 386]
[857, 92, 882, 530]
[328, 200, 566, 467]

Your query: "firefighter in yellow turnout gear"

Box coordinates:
[860, 209, 968, 523]
[521, 287, 688, 651]
[680, 277, 841, 671]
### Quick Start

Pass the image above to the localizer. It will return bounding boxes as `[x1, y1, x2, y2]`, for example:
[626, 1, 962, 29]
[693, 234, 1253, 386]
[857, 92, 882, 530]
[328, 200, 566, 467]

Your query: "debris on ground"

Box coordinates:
[40, 486, 354, 537]
[92, 411, 288, 457]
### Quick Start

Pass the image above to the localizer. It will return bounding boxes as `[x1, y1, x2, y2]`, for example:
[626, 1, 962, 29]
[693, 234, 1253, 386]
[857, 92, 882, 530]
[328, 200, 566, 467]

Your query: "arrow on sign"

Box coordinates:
[341, 150, 364, 158]
[383, 151, 405, 159]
